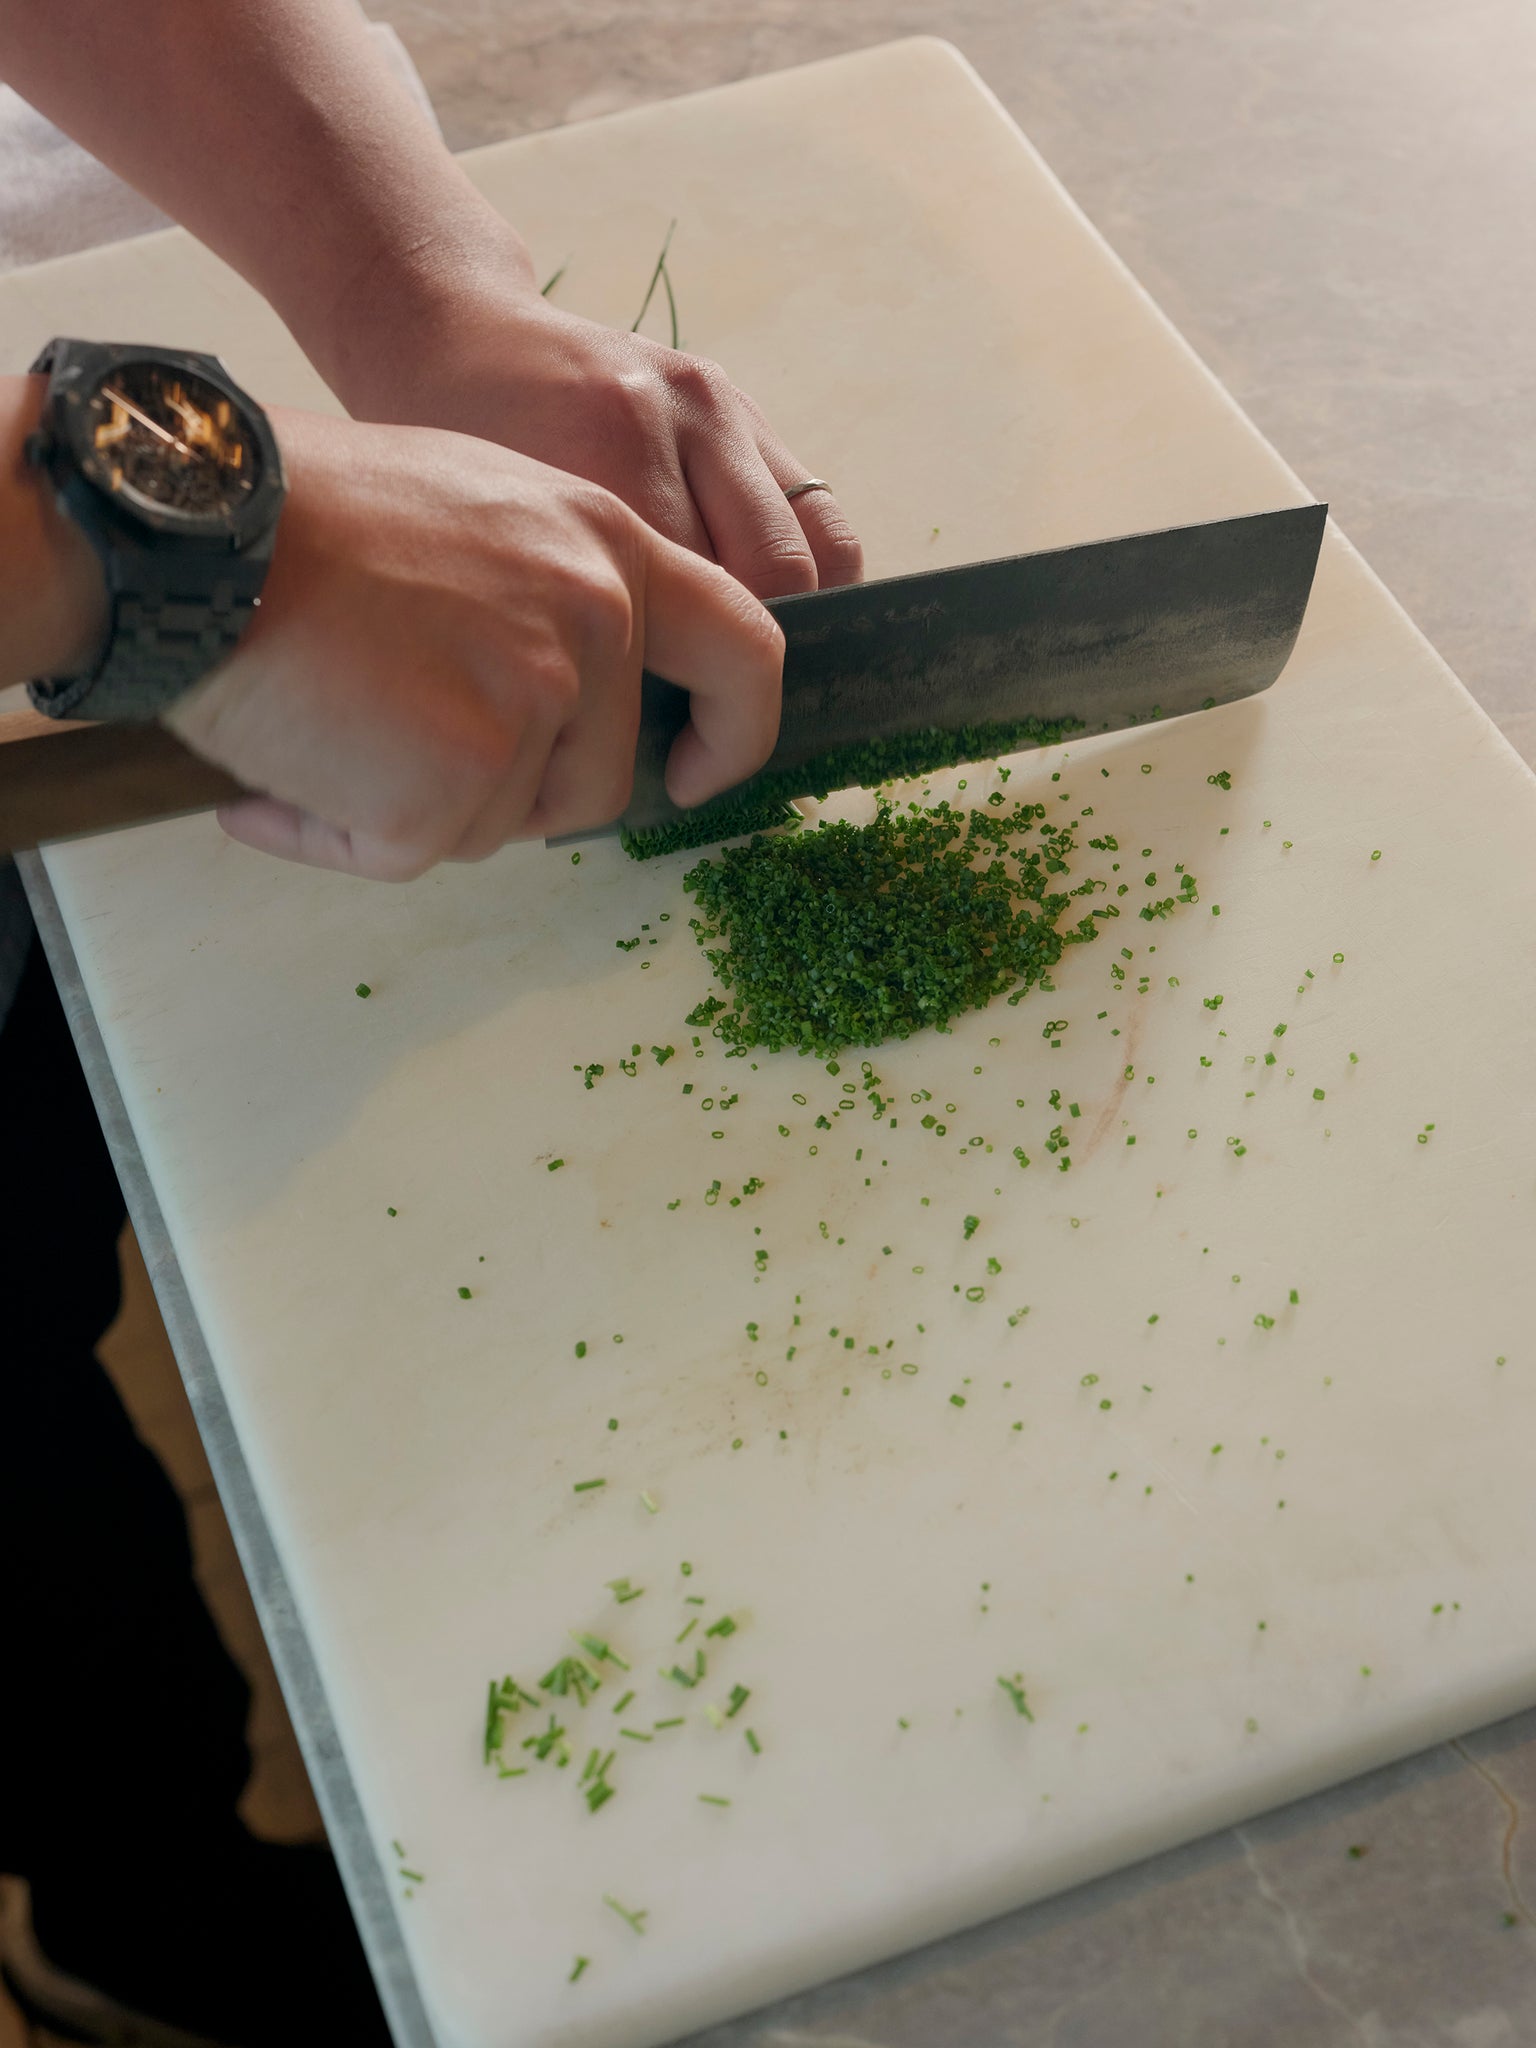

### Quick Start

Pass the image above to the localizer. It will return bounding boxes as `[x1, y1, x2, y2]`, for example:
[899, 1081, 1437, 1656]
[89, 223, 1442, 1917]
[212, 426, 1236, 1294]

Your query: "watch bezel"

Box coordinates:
[44, 340, 285, 548]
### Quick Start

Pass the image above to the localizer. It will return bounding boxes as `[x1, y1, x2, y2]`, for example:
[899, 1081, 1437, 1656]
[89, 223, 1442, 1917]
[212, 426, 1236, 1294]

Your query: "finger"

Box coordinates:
[215, 796, 437, 881]
[521, 665, 642, 841]
[602, 446, 715, 563]
[635, 535, 783, 812]
[682, 426, 819, 600]
[441, 697, 563, 861]
[752, 427, 865, 590]
[631, 457, 716, 564]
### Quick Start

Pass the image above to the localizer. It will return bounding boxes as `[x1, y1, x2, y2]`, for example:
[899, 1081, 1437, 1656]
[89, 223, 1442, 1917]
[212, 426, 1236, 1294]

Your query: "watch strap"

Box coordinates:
[28, 547, 271, 724]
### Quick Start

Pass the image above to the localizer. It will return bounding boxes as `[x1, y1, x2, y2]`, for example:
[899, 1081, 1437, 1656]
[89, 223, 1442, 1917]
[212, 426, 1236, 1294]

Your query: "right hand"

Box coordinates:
[165, 408, 784, 879]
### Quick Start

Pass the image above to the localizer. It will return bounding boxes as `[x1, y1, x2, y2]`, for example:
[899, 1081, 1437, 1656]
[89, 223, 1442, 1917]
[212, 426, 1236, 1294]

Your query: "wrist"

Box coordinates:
[292, 196, 540, 419]
[1, 376, 107, 688]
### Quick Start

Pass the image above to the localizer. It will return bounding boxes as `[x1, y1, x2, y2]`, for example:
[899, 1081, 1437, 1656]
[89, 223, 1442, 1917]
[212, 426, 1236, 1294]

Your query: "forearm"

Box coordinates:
[0, 0, 533, 394]
[0, 377, 106, 685]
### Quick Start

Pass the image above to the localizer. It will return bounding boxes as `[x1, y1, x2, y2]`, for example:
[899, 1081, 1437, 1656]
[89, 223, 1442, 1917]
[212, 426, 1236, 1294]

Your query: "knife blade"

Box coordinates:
[600, 502, 1327, 849]
[0, 504, 1324, 857]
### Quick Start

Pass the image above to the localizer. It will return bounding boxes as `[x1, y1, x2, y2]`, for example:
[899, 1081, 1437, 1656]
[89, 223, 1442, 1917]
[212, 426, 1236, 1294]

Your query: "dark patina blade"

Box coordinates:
[559, 501, 1327, 851]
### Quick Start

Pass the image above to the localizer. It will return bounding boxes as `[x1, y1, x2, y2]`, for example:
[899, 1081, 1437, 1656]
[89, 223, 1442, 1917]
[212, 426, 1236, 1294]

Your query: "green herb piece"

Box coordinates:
[573, 1633, 630, 1670]
[573, 1479, 606, 1494]
[629, 217, 678, 337]
[744, 1728, 762, 1754]
[603, 1894, 648, 1935]
[611, 1688, 636, 1715]
[997, 1674, 1035, 1720]
[540, 1656, 601, 1706]
[354, 983, 371, 999]
[725, 1684, 751, 1718]
[963, 1214, 980, 1240]
[699, 1794, 731, 1806]
[705, 1615, 738, 1639]
[457, 1286, 472, 1300]
[654, 1716, 685, 1730]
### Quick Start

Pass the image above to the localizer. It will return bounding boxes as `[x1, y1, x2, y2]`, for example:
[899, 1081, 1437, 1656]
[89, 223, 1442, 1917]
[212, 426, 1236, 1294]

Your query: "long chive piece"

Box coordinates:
[630, 219, 678, 334]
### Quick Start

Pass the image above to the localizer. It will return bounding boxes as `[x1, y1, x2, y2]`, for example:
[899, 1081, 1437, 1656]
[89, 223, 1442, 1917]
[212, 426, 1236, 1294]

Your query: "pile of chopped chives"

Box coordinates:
[678, 793, 1105, 1057]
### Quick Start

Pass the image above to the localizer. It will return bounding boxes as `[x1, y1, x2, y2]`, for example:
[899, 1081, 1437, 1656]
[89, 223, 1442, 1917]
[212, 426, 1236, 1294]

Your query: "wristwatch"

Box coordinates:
[24, 337, 287, 722]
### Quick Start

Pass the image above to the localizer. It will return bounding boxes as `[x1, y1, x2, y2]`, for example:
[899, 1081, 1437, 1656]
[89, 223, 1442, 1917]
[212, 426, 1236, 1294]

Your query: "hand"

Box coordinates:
[165, 408, 783, 879]
[325, 263, 865, 603]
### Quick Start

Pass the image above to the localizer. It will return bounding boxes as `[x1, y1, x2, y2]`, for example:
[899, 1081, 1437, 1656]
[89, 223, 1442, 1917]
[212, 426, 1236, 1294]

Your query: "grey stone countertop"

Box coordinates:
[369, 4, 1536, 2040]
[42, 2, 1536, 2042]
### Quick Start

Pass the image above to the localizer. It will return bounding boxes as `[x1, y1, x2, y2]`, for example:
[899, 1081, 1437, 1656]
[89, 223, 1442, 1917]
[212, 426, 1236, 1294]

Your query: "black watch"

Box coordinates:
[24, 337, 286, 723]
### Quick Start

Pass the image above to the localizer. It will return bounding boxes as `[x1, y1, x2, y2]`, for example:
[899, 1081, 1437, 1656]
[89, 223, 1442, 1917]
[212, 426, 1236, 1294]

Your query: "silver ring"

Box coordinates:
[783, 477, 833, 501]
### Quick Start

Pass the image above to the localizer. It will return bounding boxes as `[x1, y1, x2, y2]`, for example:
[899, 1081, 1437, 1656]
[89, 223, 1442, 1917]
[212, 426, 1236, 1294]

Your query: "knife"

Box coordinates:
[0, 504, 1325, 856]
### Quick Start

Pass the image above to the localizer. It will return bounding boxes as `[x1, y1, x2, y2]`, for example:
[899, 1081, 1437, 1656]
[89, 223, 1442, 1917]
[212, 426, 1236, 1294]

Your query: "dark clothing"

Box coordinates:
[0, 928, 254, 1883]
[0, 936, 393, 2044]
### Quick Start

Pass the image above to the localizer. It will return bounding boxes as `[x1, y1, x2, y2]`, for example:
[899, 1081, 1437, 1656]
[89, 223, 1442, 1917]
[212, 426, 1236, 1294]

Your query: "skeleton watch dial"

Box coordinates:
[85, 360, 260, 520]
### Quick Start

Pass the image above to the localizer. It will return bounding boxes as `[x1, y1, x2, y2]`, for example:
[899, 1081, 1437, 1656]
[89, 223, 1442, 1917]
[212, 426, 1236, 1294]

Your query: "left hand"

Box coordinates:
[322, 259, 865, 604]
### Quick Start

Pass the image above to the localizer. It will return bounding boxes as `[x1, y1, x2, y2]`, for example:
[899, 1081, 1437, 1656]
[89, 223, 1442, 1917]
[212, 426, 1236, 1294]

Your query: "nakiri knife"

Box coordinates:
[600, 501, 1328, 850]
[0, 503, 1326, 857]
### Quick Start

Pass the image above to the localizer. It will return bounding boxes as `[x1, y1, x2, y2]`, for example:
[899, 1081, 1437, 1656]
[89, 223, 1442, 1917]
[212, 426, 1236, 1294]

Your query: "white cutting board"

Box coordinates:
[10, 38, 1536, 2048]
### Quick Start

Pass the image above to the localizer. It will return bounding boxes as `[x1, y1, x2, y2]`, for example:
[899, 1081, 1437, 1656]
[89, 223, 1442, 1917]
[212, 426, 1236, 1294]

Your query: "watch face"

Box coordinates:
[84, 360, 261, 522]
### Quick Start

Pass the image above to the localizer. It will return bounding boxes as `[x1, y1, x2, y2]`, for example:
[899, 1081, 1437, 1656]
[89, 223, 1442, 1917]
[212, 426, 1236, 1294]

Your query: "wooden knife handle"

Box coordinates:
[0, 700, 245, 853]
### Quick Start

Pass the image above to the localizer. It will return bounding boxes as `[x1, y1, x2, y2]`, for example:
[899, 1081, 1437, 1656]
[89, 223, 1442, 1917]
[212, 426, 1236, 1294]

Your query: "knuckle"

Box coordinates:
[583, 565, 637, 652]
[670, 351, 727, 408]
[518, 642, 582, 719]
[434, 712, 519, 790]
[742, 533, 819, 599]
[817, 523, 865, 587]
